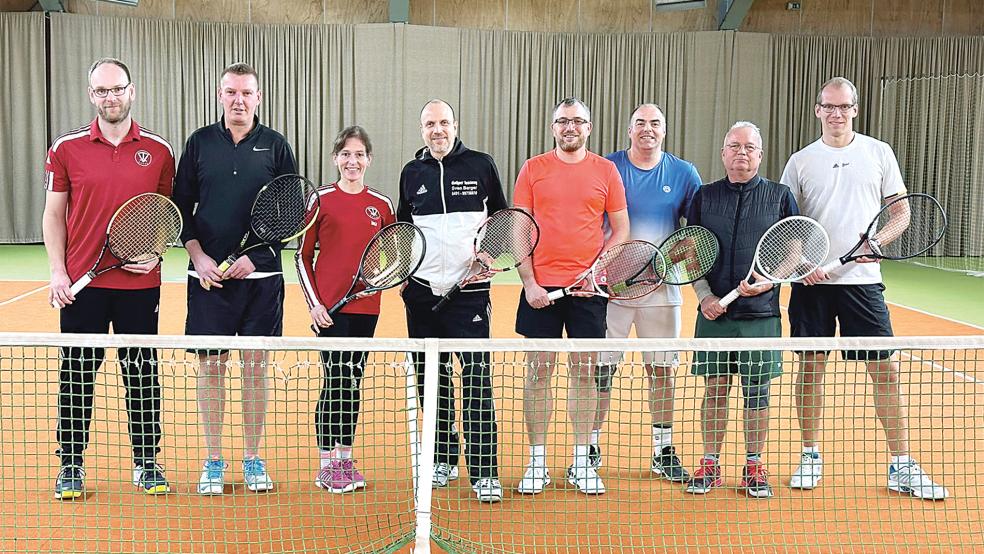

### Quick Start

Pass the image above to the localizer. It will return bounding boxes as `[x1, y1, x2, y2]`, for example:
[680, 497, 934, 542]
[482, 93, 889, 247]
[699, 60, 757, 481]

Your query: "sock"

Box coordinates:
[891, 454, 912, 468]
[652, 424, 672, 451]
[320, 450, 333, 469]
[702, 453, 720, 463]
[746, 453, 762, 463]
[590, 429, 601, 447]
[803, 445, 820, 459]
[574, 444, 590, 469]
[530, 444, 546, 468]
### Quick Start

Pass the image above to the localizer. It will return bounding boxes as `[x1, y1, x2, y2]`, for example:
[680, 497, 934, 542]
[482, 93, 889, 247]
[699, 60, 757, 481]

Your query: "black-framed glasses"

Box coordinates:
[553, 117, 589, 127]
[91, 84, 130, 98]
[819, 103, 855, 114]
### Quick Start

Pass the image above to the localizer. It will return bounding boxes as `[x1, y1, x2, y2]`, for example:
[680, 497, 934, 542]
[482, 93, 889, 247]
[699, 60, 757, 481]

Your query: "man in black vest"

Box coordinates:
[683, 121, 799, 499]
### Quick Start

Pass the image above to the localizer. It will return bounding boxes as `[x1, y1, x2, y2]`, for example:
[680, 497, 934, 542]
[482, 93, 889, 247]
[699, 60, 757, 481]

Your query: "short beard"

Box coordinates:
[559, 136, 585, 152]
[98, 101, 131, 125]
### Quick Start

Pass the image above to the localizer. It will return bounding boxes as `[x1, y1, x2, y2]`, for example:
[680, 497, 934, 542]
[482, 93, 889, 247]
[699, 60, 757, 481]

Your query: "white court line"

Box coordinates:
[902, 351, 984, 386]
[885, 300, 984, 331]
[0, 284, 49, 307]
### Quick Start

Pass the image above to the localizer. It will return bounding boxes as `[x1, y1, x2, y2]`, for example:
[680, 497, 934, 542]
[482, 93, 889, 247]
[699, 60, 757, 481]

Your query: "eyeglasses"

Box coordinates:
[725, 143, 760, 154]
[91, 84, 130, 98]
[553, 117, 589, 127]
[819, 103, 855, 114]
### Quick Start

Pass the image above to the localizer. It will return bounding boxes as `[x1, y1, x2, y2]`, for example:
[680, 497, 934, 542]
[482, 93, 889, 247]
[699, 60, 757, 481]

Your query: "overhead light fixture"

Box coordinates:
[98, 0, 139, 6]
[654, 0, 706, 11]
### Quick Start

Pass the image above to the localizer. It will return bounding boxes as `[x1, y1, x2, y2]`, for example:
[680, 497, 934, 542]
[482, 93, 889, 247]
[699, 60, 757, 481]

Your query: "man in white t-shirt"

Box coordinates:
[780, 77, 948, 500]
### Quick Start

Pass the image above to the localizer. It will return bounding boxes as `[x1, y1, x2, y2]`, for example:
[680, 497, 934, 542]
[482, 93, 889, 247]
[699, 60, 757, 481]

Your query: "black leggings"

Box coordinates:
[315, 313, 378, 450]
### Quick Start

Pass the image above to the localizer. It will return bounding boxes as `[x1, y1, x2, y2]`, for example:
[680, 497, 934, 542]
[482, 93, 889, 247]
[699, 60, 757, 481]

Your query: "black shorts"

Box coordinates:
[515, 290, 607, 339]
[186, 276, 284, 352]
[61, 286, 160, 335]
[788, 283, 894, 361]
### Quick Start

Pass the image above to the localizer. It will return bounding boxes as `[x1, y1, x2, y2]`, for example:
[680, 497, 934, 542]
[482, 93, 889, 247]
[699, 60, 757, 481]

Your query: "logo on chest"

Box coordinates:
[134, 150, 152, 167]
[365, 206, 381, 226]
[662, 185, 672, 193]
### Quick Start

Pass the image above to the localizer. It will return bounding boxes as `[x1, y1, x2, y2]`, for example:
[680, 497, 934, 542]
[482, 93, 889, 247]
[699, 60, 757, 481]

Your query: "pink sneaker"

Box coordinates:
[341, 459, 367, 491]
[316, 459, 366, 494]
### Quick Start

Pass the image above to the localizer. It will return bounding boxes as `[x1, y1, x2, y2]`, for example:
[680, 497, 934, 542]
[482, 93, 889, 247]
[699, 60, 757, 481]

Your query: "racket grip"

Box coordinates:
[432, 285, 462, 312]
[820, 259, 842, 274]
[546, 288, 566, 301]
[717, 288, 740, 308]
[216, 258, 234, 273]
[326, 299, 345, 317]
[69, 274, 93, 296]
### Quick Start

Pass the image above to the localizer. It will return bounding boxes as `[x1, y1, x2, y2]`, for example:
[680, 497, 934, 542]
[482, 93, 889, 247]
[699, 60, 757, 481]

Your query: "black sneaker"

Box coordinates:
[133, 462, 171, 495]
[54, 464, 85, 500]
[652, 445, 690, 482]
[588, 444, 602, 469]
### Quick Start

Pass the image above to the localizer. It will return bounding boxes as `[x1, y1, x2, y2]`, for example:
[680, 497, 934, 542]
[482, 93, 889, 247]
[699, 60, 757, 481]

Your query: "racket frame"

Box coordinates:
[656, 225, 720, 286]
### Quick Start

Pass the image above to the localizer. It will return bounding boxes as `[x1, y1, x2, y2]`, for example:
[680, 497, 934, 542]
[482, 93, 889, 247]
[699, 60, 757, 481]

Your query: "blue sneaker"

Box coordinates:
[243, 457, 274, 492]
[198, 457, 226, 495]
[54, 465, 85, 500]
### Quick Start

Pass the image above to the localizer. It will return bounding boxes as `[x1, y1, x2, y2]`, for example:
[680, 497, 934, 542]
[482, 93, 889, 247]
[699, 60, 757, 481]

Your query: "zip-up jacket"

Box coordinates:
[397, 139, 507, 293]
[687, 175, 799, 319]
[174, 116, 297, 275]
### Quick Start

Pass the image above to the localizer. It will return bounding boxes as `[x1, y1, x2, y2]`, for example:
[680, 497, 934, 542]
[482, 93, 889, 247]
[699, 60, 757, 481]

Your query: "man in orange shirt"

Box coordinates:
[514, 98, 630, 496]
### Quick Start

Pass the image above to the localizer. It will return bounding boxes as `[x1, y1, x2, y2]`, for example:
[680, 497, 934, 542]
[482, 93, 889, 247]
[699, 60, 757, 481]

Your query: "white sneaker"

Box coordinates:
[789, 453, 823, 490]
[449, 465, 459, 481]
[888, 461, 949, 500]
[198, 458, 226, 495]
[472, 477, 503, 503]
[243, 457, 275, 492]
[432, 462, 453, 488]
[566, 465, 606, 495]
[516, 463, 551, 495]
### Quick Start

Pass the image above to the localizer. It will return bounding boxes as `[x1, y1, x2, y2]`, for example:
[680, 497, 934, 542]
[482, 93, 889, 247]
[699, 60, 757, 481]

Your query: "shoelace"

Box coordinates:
[204, 460, 225, 479]
[244, 459, 267, 477]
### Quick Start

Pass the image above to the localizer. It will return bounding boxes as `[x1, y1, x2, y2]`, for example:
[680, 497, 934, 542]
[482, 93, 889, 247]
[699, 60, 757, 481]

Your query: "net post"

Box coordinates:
[412, 337, 440, 554]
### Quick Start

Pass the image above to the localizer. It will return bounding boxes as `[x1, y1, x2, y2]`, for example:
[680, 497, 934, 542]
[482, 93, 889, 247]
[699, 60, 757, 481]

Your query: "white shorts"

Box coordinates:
[601, 303, 681, 367]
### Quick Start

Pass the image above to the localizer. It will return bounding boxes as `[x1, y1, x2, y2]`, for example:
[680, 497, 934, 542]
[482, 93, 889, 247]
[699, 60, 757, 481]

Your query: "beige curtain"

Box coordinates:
[3, 13, 984, 241]
[0, 13, 46, 242]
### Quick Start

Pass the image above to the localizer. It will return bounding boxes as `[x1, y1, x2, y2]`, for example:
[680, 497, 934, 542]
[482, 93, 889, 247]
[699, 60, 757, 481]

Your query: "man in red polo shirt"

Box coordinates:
[43, 57, 175, 499]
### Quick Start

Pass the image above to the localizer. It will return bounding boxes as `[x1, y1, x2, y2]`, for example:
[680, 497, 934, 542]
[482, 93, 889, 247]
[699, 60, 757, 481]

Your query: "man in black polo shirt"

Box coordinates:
[397, 99, 507, 503]
[173, 62, 297, 495]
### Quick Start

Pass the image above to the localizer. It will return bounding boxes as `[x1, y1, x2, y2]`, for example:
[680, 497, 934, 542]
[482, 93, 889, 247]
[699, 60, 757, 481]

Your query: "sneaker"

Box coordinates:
[198, 458, 226, 495]
[789, 453, 823, 490]
[243, 457, 274, 492]
[54, 465, 85, 500]
[317, 459, 358, 494]
[652, 445, 690, 482]
[132, 462, 171, 495]
[888, 461, 949, 500]
[685, 458, 722, 494]
[432, 462, 453, 488]
[588, 444, 602, 469]
[472, 477, 503, 503]
[516, 463, 551, 495]
[740, 460, 774, 498]
[566, 464, 606, 495]
[343, 459, 367, 490]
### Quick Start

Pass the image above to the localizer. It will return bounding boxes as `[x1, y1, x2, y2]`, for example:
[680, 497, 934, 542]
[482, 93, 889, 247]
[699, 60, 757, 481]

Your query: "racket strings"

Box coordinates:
[876, 194, 947, 259]
[363, 224, 425, 288]
[477, 210, 539, 271]
[757, 218, 829, 280]
[659, 226, 719, 285]
[108, 194, 182, 261]
[252, 176, 319, 242]
[596, 241, 664, 299]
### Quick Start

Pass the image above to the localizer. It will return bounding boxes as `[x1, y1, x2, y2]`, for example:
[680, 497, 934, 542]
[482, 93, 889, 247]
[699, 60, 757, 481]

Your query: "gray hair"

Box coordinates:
[723, 121, 763, 148]
[552, 97, 591, 122]
[816, 77, 859, 105]
[628, 103, 666, 129]
[88, 57, 131, 83]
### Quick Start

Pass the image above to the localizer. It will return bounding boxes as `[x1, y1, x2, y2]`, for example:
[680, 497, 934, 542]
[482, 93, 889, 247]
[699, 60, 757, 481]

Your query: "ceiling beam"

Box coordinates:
[717, 0, 755, 30]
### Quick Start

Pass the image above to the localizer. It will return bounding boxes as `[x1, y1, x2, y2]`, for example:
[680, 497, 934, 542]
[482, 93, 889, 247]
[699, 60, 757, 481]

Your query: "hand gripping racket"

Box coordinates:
[820, 193, 947, 274]
[718, 216, 830, 308]
[324, 222, 427, 318]
[432, 208, 540, 312]
[217, 174, 319, 273]
[546, 240, 668, 301]
[657, 225, 720, 286]
[53, 192, 182, 307]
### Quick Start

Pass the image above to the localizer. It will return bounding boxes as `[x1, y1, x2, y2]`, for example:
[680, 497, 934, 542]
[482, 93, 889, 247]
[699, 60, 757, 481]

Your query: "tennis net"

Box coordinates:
[0, 333, 981, 553]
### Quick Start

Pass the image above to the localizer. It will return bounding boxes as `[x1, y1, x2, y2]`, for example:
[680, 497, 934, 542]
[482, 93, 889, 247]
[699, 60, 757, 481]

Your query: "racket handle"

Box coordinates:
[546, 288, 567, 301]
[432, 284, 462, 312]
[216, 258, 234, 273]
[69, 274, 93, 296]
[820, 259, 842, 274]
[326, 299, 345, 317]
[717, 288, 740, 308]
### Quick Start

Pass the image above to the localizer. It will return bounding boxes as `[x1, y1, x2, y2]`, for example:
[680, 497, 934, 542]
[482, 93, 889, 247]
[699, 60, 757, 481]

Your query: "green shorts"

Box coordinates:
[692, 315, 783, 380]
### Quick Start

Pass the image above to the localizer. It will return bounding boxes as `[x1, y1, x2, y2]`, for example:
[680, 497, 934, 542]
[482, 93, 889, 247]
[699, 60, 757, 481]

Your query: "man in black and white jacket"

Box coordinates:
[397, 99, 507, 503]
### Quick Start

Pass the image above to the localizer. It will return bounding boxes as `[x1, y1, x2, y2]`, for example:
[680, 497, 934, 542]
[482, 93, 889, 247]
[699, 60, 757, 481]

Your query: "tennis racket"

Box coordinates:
[545, 240, 668, 301]
[820, 193, 947, 274]
[657, 225, 720, 285]
[325, 222, 426, 318]
[216, 174, 319, 273]
[53, 192, 182, 308]
[718, 216, 830, 308]
[432, 208, 540, 312]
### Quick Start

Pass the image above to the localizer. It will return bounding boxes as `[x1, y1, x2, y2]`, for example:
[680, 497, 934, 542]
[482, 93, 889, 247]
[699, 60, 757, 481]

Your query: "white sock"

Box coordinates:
[652, 426, 672, 451]
[573, 444, 590, 469]
[803, 445, 820, 458]
[891, 454, 912, 468]
[530, 444, 546, 468]
[336, 448, 353, 460]
[319, 450, 333, 469]
[590, 429, 601, 447]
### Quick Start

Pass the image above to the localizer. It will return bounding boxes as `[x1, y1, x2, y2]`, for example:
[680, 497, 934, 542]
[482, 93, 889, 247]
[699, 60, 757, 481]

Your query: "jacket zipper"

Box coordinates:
[731, 186, 745, 287]
[438, 159, 447, 285]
